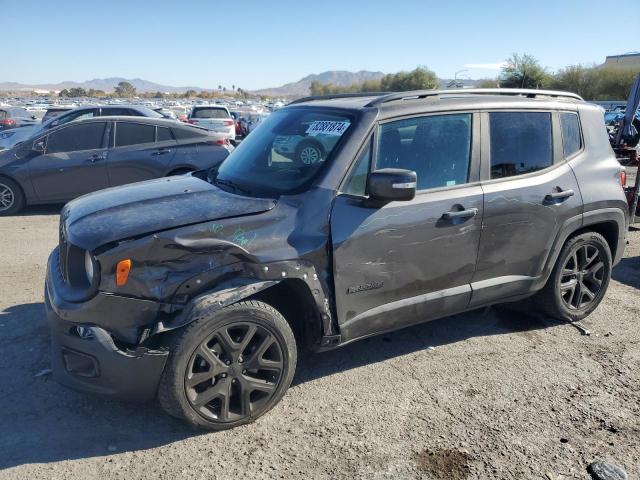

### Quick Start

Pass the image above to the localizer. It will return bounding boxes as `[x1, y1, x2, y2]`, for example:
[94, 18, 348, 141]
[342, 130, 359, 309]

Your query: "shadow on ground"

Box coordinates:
[611, 253, 640, 290]
[0, 299, 563, 470]
[10, 204, 64, 217]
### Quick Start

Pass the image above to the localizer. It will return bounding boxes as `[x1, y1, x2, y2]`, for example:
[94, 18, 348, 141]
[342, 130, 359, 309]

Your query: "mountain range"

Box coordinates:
[0, 71, 482, 96]
[253, 70, 385, 96]
[0, 77, 206, 94]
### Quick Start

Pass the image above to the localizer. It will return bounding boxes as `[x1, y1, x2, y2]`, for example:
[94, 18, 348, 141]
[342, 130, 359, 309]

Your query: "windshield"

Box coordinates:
[215, 107, 354, 197]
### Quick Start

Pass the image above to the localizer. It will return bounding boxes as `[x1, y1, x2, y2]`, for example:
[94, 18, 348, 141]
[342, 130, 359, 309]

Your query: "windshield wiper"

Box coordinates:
[215, 177, 253, 196]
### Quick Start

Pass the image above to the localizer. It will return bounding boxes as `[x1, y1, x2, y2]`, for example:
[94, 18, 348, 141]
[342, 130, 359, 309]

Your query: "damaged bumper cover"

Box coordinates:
[45, 249, 169, 401]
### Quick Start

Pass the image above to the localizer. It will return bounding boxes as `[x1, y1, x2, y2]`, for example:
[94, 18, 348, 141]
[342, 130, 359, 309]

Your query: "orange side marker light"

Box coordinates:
[116, 259, 132, 286]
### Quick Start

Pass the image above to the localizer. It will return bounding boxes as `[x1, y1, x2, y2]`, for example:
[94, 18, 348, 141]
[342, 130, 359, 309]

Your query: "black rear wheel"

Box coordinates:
[159, 300, 296, 430]
[535, 232, 612, 322]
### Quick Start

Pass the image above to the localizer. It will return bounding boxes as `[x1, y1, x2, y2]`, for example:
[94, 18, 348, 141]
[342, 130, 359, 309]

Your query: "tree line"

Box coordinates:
[310, 54, 640, 101]
[57, 81, 252, 100]
[309, 67, 439, 96]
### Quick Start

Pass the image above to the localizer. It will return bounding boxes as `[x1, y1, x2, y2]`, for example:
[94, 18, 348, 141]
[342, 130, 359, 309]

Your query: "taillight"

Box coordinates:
[0, 119, 16, 127]
[620, 169, 627, 189]
[223, 120, 234, 126]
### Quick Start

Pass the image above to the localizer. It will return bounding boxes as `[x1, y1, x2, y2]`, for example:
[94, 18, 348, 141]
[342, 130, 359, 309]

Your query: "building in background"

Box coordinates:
[603, 53, 640, 69]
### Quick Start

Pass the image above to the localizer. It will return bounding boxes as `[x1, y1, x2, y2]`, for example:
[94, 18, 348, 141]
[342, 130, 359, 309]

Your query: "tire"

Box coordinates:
[534, 231, 612, 322]
[0, 176, 25, 216]
[158, 300, 297, 430]
[295, 141, 323, 165]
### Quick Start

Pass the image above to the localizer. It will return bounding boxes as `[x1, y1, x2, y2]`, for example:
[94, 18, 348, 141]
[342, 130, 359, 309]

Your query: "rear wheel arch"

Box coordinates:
[540, 210, 625, 287]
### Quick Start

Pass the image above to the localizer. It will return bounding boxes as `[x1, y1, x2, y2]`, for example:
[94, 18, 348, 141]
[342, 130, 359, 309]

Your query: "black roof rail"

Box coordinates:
[365, 88, 584, 107]
[288, 92, 387, 105]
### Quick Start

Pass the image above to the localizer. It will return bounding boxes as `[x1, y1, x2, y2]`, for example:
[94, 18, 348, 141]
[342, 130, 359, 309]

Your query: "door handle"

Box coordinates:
[152, 148, 171, 156]
[88, 153, 105, 162]
[545, 189, 574, 201]
[442, 207, 478, 220]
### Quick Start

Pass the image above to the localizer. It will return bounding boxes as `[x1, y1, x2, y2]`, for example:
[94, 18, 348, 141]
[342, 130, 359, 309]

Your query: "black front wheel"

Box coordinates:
[535, 231, 612, 322]
[158, 300, 297, 430]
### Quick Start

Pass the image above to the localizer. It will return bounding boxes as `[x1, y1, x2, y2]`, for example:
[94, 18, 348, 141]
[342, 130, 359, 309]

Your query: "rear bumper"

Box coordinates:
[45, 249, 169, 401]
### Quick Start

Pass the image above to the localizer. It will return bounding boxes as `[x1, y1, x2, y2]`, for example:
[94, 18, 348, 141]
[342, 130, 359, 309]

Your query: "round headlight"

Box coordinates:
[84, 250, 95, 284]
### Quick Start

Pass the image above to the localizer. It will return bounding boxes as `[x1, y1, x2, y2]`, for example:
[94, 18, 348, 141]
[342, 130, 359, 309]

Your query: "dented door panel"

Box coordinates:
[331, 185, 483, 342]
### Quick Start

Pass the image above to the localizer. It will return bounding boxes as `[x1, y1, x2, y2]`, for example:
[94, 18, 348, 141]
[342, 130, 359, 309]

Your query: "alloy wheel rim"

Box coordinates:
[185, 321, 284, 422]
[0, 183, 15, 211]
[300, 146, 320, 164]
[559, 243, 605, 310]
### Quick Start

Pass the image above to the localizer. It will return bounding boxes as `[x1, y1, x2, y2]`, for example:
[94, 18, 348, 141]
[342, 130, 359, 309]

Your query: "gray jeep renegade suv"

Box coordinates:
[45, 89, 628, 429]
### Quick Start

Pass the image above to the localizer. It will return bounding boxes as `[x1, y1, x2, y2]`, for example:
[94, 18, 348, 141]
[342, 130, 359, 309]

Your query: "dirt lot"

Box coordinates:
[0, 207, 638, 480]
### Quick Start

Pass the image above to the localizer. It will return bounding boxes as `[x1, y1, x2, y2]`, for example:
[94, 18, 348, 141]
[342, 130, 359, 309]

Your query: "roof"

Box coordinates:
[52, 116, 194, 128]
[285, 89, 593, 121]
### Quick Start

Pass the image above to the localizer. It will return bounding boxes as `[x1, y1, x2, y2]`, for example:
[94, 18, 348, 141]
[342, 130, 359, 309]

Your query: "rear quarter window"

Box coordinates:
[173, 126, 209, 140]
[157, 127, 173, 142]
[560, 112, 582, 158]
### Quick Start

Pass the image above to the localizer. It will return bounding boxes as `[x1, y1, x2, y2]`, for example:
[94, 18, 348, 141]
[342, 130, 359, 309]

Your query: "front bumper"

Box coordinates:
[45, 249, 169, 401]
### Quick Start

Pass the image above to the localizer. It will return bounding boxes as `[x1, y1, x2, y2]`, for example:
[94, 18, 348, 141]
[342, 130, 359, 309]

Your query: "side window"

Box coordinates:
[560, 112, 582, 158]
[376, 113, 472, 190]
[173, 126, 208, 140]
[56, 109, 96, 126]
[46, 123, 106, 154]
[115, 122, 156, 147]
[489, 112, 552, 179]
[157, 127, 173, 142]
[341, 140, 371, 196]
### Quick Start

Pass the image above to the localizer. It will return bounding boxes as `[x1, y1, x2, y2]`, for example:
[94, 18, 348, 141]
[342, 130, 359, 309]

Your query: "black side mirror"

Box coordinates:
[368, 168, 417, 203]
[31, 115, 37, 120]
[32, 139, 45, 153]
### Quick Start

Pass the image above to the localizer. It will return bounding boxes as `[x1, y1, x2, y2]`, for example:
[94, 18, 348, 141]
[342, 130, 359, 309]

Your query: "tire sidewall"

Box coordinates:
[160, 301, 297, 430]
[551, 233, 612, 320]
[0, 177, 25, 216]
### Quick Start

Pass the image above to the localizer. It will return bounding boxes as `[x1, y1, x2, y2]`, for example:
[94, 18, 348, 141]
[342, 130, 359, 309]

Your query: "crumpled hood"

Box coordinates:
[62, 175, 277, 250]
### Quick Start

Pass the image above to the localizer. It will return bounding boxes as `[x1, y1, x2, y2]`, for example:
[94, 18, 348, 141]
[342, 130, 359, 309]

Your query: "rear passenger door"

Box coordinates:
[470, 110, 583, 306]
[106, 121, 177, 186]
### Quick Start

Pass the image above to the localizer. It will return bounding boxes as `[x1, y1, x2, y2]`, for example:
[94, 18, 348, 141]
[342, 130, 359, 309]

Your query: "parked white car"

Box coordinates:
[187, 105, 235, 141]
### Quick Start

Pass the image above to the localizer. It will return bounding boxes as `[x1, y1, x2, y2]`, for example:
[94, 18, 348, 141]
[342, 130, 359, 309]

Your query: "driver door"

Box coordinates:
[330, 113, 483, 342]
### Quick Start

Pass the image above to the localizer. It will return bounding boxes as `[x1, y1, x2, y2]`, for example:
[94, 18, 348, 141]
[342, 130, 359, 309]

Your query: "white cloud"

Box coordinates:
[463, 62, 507, 70]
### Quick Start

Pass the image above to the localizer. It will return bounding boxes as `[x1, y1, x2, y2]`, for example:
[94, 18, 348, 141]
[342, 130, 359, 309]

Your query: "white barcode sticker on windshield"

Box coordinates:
[306, 121, 351, 137]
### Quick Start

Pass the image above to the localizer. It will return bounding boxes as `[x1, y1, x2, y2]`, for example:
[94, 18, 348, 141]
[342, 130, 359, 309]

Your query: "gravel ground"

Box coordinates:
[0, 207, 638, 480]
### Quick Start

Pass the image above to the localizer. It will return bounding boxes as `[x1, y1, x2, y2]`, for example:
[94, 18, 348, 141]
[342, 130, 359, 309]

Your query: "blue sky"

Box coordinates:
[2, 0, 635, 90]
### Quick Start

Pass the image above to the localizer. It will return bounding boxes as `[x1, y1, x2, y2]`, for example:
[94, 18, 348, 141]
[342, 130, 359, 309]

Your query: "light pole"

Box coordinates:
[454, 69, 469, 88]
